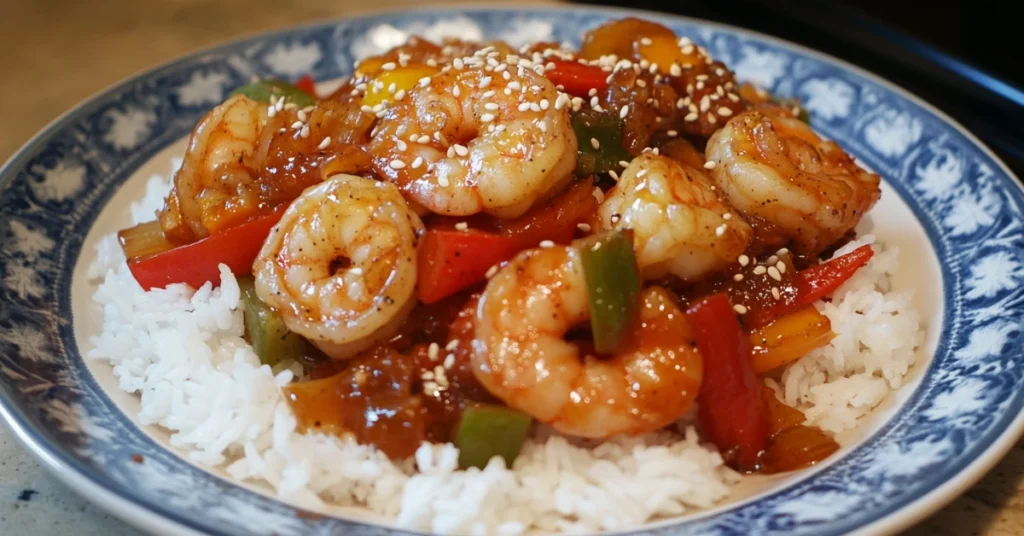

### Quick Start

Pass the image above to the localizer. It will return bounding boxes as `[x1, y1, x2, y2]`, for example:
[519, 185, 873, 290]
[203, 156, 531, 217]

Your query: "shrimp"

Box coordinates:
[158, 93, 375, 244]
[598, 154, 752, 281]
[471, 245, 703, 438]
[368, 64, 577, 219]
[705, 110, 882, 257]
[253, 174, 424, 360]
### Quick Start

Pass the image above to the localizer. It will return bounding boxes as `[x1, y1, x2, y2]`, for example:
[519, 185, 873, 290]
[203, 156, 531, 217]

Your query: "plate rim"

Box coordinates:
[2, 4, 1022, 536]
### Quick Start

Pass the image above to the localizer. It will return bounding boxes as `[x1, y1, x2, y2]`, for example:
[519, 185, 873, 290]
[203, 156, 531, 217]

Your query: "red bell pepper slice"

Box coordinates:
[494, 177, 597, 248]
[543, 60, 609, 97]
[416, 229, 520, 304]
[295, 74, 317, 98]
[686, 293, 769, 471]
[126, 206, 287, 291]
[746, 245, 875, 328]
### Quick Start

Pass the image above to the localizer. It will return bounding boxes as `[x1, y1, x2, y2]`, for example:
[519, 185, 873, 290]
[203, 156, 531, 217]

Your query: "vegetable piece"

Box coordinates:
[362, 64, 439, 107]
[494, 177, 598, 247]
[543, 60, 609, 97]
[230, 79, 316, 108]
[237, 275, 306, 366]
[760, 384, 807, 436]
[294, 74, 317, 98]
[757, 384, 840, 473]
[578, 229, 641, 354]
[416, 229, 520, 304]
[117, 220, 177, 261]
[125, 205, 287, 291]
[748, 306, 834, 374]
[686, 293, 769, 471]
[571, 109, 631, 177]
[746, 245, 874, 328]
[773, 97, 811, 123]
[454, 403, 533, 469]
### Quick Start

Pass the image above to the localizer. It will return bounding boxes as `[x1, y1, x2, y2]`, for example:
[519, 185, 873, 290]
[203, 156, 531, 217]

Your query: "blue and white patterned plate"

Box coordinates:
[1, 6, 1022, 535]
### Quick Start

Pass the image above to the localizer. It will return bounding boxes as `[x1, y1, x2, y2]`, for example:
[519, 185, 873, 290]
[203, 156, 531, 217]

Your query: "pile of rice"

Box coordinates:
[86, 161, 923, 534]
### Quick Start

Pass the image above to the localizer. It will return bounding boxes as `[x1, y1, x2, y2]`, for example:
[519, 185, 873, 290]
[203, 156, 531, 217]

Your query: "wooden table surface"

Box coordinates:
[1, 1, 1022, 534]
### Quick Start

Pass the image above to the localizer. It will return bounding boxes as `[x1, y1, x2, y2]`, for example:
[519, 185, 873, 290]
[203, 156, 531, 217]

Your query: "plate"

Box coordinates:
[1, 5, 1022, 536]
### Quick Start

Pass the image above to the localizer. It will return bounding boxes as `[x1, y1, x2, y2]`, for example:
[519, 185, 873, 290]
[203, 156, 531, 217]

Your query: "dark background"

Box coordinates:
[577, 0, 1024, 174]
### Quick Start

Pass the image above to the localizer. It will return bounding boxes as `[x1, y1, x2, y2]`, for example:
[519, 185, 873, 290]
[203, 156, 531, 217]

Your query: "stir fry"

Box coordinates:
[117, 17, 881, 474]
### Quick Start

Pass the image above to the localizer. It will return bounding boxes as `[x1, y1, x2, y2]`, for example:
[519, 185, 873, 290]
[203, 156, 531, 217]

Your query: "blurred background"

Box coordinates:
[1, 0, 1021, 534]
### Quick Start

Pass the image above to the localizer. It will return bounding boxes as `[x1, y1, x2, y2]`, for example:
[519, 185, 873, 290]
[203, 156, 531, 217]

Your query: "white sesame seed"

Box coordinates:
[539, 240, 555, 248]
[428, 342, 440, 360]
[396, 140, 408, 151]
[299, 125, 309, 139]
[636, 79, 647, 88]
[381, 62, 396, 71]
[609, 170, 619, 181]
[708, 114, 717, 125]
[485, 264, 499, 278]
[772, 287, 782, 300]
[453, 85, 461, 97]
[479, 76, 492, 89]
[767, 255, 779, 265]
[297, 109, 308, 122]
[715, 224, 727, 237]
[267, 105, 277, 118]
[438, 176, 450, 187]
[481, 113, 495, 123]
[718, 106, 733, 117]
[768, 266, 782, 281]
[753, 265, 767, 275]
[700, 95, 711, 112]
[453, 58, 464, 69]
[619, 160, 630, 168]
[318, 137, 331, 150]
[422, 371, 434, 380]
[389, 159, 406, 169]
[395, 89, 406, 101]
[591, 138, 600, 150]
[419, 77, 431, 88]
[778, 248, 790, 255]
[290, 121, 304, 129]
[518, 102, 531, 112]
[453, 144, 469, 157]
[733, 304, 748, 315]
[738, 254, 750, 267]
[733, 273, 744, 282]
[577, 222, 591, 232]
[537, 120, 547, 133]
[777, 261, 787, 274]
[640, 37, 653, 46]
[637, 169, 648, 178]
[443, 353, 456, 369]
[593, 187, 605, 203]
[529, 103, 541, 112]
[483, 90, 496, 98]
[540, 99, 550, 110]
[484, 102, 499, 111]
[418, 135, 430, 144]
[704, 161, 717, 170]
[411, 156, 423, 169]
[502, 70, 511, 80]
[670, 63, 682, 77]
[446, 146, 455, 158]
[455, 222, 469, 231]
[685, 112, 698, 122]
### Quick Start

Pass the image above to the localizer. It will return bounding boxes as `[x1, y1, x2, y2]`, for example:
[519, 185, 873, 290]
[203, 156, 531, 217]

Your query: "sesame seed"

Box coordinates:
[483, 90, 496, 98]
[485, 264, 499, 278]
[428, 342, 440, 360]
[670, 63, 682, 77]
[481, 113, 495, 123]
[502, 70, 511, 80]
[733, 304, 748, 315]
[443, 353, 456, 369]
[685, 112, 698, 122]
[479, 76, 492, 89]
[518, 102, 530, 112]
[609, 170, 619, 181]
[445, 339, 459, 351]
[772, 287, 782, 300]
[290, 121, 304, 129]
[593, 187, 605, 203]
[767, 255, 779, 265]
[299, 125, 309, 139]
[318, 137, 331, 150]
[591, 138, 600, 150]
[590, 96, 599, 108]
[419, 77, 431, 88]
[453, 144, 469, 157]
[753, 265, 767, 275]
[267, 105, 277, 118]
[411, 156, 423, 169]
[700, 95, 711, 112]
[768, 266, 782, 281]
[360, 105, 373, 113]
[708, 114, 717, 125]
[446, 146, 455, 158]
[395, 89, 406, 101]
[389, 159, 406, 169]
[778, 248, 790, 255]
[733, 273, 744, 282]
[704, 161, 717, 170]
[718, 106, 733, 117]
[381, 62, 396, 71]
[423, 381, 439, 394]
[738, 255, 750, 267]
[588, 88, 597, 97]
[537, 120, 547, 133]
[619, 160, 630, 168]
[715, 224, 727, 237]
[530, 103, 541, 112]
[636, 79, 647, 88]
[484, 102, 499, 111]
[455, 222, 469, 231]
[453, 58, 464, 69]
[422, 371, 434, 380]
[438, 176, 450, 187]
[777, 261, 787, 274]
[386, 82, 397, 95]
[453, 85, 461, 97]
[722, 213, 732, 221]
[577, 222, 591, 232]
[640, 37, 653, 46]
[418, 135, 430, 144]
[637, 169, 648, 178]
[297, 109, 308, 122]
[667, 130, 678, 137]
[539, 240, 555, 248]
[540, 99, 550, 110]
[396, 140, 408, 151]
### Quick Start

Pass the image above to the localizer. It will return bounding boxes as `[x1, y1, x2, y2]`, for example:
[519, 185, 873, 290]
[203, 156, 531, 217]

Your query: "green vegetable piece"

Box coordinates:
[578, 229, 641, 354]
[231, 79, 316, 108]
[455, 404, 533, 470]
[773, 97, 811, 124]
[238, 275, 306, 366]
[571, 109, 632, 177]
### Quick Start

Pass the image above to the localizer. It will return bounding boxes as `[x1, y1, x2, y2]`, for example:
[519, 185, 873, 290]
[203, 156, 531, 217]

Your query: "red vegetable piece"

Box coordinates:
[495, 177, 597, 249]
[746, 245, 875, 328]
[126, 205, 287, 291]
[416, 229, 520, 304]
[295, 74, 317, 98]
[543, 60, 610, 98]
[686, 293, 769, 471]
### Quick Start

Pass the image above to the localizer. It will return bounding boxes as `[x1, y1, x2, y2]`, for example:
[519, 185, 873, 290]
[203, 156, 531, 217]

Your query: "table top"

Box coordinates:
[1, 1, 1022, 534]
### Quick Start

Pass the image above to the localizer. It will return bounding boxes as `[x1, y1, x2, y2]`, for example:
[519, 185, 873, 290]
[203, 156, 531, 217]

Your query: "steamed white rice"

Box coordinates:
[85, 162, 923, 534]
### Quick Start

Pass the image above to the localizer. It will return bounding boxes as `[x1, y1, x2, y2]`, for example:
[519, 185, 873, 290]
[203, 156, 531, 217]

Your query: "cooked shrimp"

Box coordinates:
[368, 64, 577, 219]
[471, 245, 702, 438]
[159, 94, 266, 243]
[253, 174, 424, 360]
[598, 154, 752, 281]
[705, 110, 881, 257]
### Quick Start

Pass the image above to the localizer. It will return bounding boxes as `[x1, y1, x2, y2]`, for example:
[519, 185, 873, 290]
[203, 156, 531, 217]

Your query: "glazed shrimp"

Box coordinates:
[472, 245, 703, 438]
[599, 154, 752, 281]
[705, 110, 881, 257]
[368, 64, 577, 219]
[253, 174, 424, 360]
[159, 94, 267, 243]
